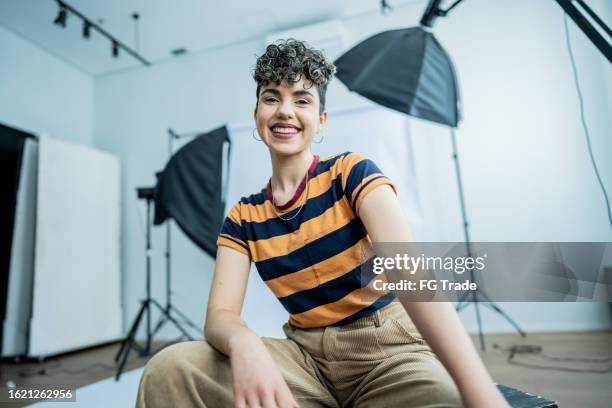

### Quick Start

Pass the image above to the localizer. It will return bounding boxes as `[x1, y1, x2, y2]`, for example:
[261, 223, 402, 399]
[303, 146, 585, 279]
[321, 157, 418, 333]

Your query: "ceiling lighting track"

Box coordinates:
[53, 0, 150, 66]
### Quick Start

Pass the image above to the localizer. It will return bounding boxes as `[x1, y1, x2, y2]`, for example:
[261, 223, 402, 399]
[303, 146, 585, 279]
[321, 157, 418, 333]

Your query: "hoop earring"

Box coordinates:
[252, 128, 262, 142]
[314, 130, 324, 144]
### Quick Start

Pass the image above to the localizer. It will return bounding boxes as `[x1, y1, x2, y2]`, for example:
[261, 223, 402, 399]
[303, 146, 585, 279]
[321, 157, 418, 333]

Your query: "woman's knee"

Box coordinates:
[389, 353, 463, 407]
[137, 341, 224, 408]
[141, 341, 217, 384]
[431, 377, 463, 407]
[419, 357, 463, 407]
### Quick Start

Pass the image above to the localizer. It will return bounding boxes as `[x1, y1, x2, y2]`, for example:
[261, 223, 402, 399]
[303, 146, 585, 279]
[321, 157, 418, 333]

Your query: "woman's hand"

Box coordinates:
[229, 331, 299, 408]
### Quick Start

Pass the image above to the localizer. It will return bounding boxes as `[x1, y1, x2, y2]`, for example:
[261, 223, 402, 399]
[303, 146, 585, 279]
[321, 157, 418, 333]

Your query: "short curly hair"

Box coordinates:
[253, 39, 336, 114]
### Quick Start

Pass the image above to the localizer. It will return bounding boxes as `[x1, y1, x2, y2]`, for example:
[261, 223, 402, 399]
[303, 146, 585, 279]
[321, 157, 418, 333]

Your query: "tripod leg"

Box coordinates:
[151, 314, 168, 338]
[455, 288, 476, 312]
[482, 302, 527, 337]
[457, 289, 472, 304]
[456, 299, 469, 311]
[475, 290, 527, 337]
[169, 305, 204, 334]
[474, 300, 485, 351]
[116, 300, 149, 381]
[152, 300, 194, 340]
[115, 300, 147, 362]
[116, 332, 136, 381]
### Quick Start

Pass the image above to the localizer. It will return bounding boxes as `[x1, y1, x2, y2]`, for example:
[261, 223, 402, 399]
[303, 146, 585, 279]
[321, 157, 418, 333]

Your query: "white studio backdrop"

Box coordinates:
[28, 135, 122, 357]
[226, 105, 420, 337]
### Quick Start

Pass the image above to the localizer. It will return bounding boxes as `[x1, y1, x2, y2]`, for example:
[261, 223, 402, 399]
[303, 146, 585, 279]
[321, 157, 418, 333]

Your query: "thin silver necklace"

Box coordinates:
[270, 172, 310, 222]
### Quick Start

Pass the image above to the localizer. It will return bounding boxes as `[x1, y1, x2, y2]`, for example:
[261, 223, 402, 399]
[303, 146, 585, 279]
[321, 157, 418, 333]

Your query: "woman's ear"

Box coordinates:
[319, 111, 328, 128]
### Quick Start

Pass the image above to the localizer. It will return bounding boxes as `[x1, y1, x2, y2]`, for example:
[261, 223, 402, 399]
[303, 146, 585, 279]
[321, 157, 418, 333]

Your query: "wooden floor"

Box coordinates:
[0, 340, 165, 407]
[475, 331, 612, 408]
[0, 331, 610, 407]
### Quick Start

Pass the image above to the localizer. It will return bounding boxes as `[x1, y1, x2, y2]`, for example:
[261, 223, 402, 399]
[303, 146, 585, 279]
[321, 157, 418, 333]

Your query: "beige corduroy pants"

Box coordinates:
[136, 301, 462, 407]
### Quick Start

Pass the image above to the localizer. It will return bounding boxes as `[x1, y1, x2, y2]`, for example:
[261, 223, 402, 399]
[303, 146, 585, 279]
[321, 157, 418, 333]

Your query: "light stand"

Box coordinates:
[147, 130, 204, 340]
[114, 187, 193, 381]
[420, 1, 527, 349]
[417, 0, 611, 352]
[334, 0, 542, 350]
[447, 129, 526, 351]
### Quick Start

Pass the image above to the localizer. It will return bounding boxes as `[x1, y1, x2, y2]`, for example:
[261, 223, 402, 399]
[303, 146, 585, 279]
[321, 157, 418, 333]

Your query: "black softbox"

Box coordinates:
[154, 126, 230, 258]
[334, 27, 461, 127]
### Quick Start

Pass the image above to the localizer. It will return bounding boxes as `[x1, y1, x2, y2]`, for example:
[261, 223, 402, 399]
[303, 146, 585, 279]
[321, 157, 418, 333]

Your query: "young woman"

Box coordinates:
[137, 39, 508, 408]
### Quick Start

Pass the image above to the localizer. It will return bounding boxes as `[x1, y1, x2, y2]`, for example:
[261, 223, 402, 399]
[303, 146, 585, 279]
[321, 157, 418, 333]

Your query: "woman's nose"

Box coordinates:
[276, 100, 294, 118]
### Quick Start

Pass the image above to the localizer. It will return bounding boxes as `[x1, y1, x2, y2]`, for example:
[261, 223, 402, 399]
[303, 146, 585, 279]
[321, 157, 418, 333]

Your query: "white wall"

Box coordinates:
[93, 40, 261, 340]
[0, 24, 93, 144]
[93, 0, 611, 339]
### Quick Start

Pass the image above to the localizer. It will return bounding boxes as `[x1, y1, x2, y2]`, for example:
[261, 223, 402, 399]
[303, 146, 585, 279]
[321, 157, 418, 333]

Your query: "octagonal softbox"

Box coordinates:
[335, 27, 461, 127]
[154, 126, 231, 258]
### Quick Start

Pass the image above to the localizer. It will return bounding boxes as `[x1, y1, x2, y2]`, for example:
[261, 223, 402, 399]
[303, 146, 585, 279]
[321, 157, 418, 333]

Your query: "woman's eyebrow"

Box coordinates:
[261, 88, 281, 96]
[292, 90, 314, 97]
[260, 89, 314, 97]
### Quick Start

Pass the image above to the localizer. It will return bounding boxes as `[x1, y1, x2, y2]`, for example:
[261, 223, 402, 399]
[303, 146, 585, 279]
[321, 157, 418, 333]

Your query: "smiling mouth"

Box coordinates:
[270, 127, 301, 138]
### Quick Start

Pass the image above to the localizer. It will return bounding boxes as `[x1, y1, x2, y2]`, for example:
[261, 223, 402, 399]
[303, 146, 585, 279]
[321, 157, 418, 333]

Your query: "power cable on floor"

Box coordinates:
[493, 343, 612, 374]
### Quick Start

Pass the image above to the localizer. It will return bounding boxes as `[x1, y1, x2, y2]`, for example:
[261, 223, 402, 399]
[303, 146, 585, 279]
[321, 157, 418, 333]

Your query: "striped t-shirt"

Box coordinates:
[216, 151, 398, 328]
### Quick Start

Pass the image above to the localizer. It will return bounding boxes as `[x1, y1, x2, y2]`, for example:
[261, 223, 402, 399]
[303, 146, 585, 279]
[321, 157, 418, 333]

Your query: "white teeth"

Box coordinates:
[272, 127, 299, 134]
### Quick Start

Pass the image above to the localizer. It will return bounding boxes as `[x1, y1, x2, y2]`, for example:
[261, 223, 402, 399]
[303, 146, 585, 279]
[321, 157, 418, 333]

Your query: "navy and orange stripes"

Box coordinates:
[216, 152, 398, 328]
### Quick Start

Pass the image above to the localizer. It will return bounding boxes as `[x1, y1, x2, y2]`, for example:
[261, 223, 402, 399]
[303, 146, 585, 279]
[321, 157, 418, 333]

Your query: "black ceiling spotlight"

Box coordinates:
[171, 48, 188, 56]
[82, 20, 91, 39]
[380, 0, 393, 15]
[132, 13, 140, 52]
[419, 0, 464, 27]
[53, 4, 67, 28]
[112, 40, 119, 58]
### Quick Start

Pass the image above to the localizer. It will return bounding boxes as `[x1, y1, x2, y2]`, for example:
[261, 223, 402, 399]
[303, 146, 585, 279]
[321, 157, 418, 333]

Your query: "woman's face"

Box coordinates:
[254, 78, 327, 157]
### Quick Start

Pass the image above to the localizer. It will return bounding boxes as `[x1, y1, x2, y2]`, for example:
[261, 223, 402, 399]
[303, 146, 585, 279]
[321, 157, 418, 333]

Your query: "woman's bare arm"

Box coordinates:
[204, 245, 253, 355]
[204, 245, 298, 408]
[359, 185, 508, 408]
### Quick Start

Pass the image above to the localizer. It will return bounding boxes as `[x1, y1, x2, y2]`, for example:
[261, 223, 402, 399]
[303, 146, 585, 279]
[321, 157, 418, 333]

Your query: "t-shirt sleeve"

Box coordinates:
[341, 152, 398, 216]
[216, 202, 251, 259]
